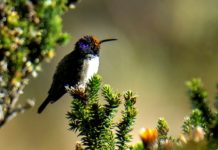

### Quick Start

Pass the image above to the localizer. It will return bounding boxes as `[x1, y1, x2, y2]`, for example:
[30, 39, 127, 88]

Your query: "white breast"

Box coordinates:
[80, 56, 99, 84]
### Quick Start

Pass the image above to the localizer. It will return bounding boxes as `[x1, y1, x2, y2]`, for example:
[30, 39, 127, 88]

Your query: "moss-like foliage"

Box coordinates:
[186, 79, 215, 125]
[67, 74, 137, 150]
[134, 78, 218, 150]
[0, 0, 79, 127]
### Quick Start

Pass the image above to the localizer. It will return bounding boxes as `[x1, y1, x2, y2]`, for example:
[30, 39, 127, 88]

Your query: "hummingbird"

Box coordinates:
[38, 36, 117, 113]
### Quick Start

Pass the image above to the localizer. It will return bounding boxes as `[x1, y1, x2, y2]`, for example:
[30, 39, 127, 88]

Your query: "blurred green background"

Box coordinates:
[1, 0, 218, 149]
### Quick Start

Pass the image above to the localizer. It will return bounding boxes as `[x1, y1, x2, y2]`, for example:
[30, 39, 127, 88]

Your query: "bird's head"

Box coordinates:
[75, 36, 117, 56]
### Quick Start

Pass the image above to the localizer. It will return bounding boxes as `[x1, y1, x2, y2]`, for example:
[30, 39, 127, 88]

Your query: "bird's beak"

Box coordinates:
[99, 38, 117, 44]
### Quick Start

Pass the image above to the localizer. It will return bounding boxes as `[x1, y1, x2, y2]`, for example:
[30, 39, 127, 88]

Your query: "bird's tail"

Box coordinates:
[38, 97, 50, 114]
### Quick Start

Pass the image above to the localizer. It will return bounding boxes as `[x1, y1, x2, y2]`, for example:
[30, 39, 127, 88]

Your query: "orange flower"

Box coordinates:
[140, 128, 158, 145]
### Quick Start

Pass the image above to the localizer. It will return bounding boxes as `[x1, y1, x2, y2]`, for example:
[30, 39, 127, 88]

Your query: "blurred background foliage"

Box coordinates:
[0, 0, 73, 127]
[1, 0, 218, 150]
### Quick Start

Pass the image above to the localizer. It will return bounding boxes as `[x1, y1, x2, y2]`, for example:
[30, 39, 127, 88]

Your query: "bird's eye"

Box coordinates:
[79, 42, 89, 49]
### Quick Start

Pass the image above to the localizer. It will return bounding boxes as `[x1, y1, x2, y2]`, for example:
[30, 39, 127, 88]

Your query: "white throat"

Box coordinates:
[80, 56, 99, 84]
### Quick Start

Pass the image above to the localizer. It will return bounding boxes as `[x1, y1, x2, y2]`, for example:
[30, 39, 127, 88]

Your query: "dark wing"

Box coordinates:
[47, 51, 82, 103]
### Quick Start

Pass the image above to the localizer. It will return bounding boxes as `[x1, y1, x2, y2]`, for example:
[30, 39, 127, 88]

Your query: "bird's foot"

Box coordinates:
[65, 83, 87, 100]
